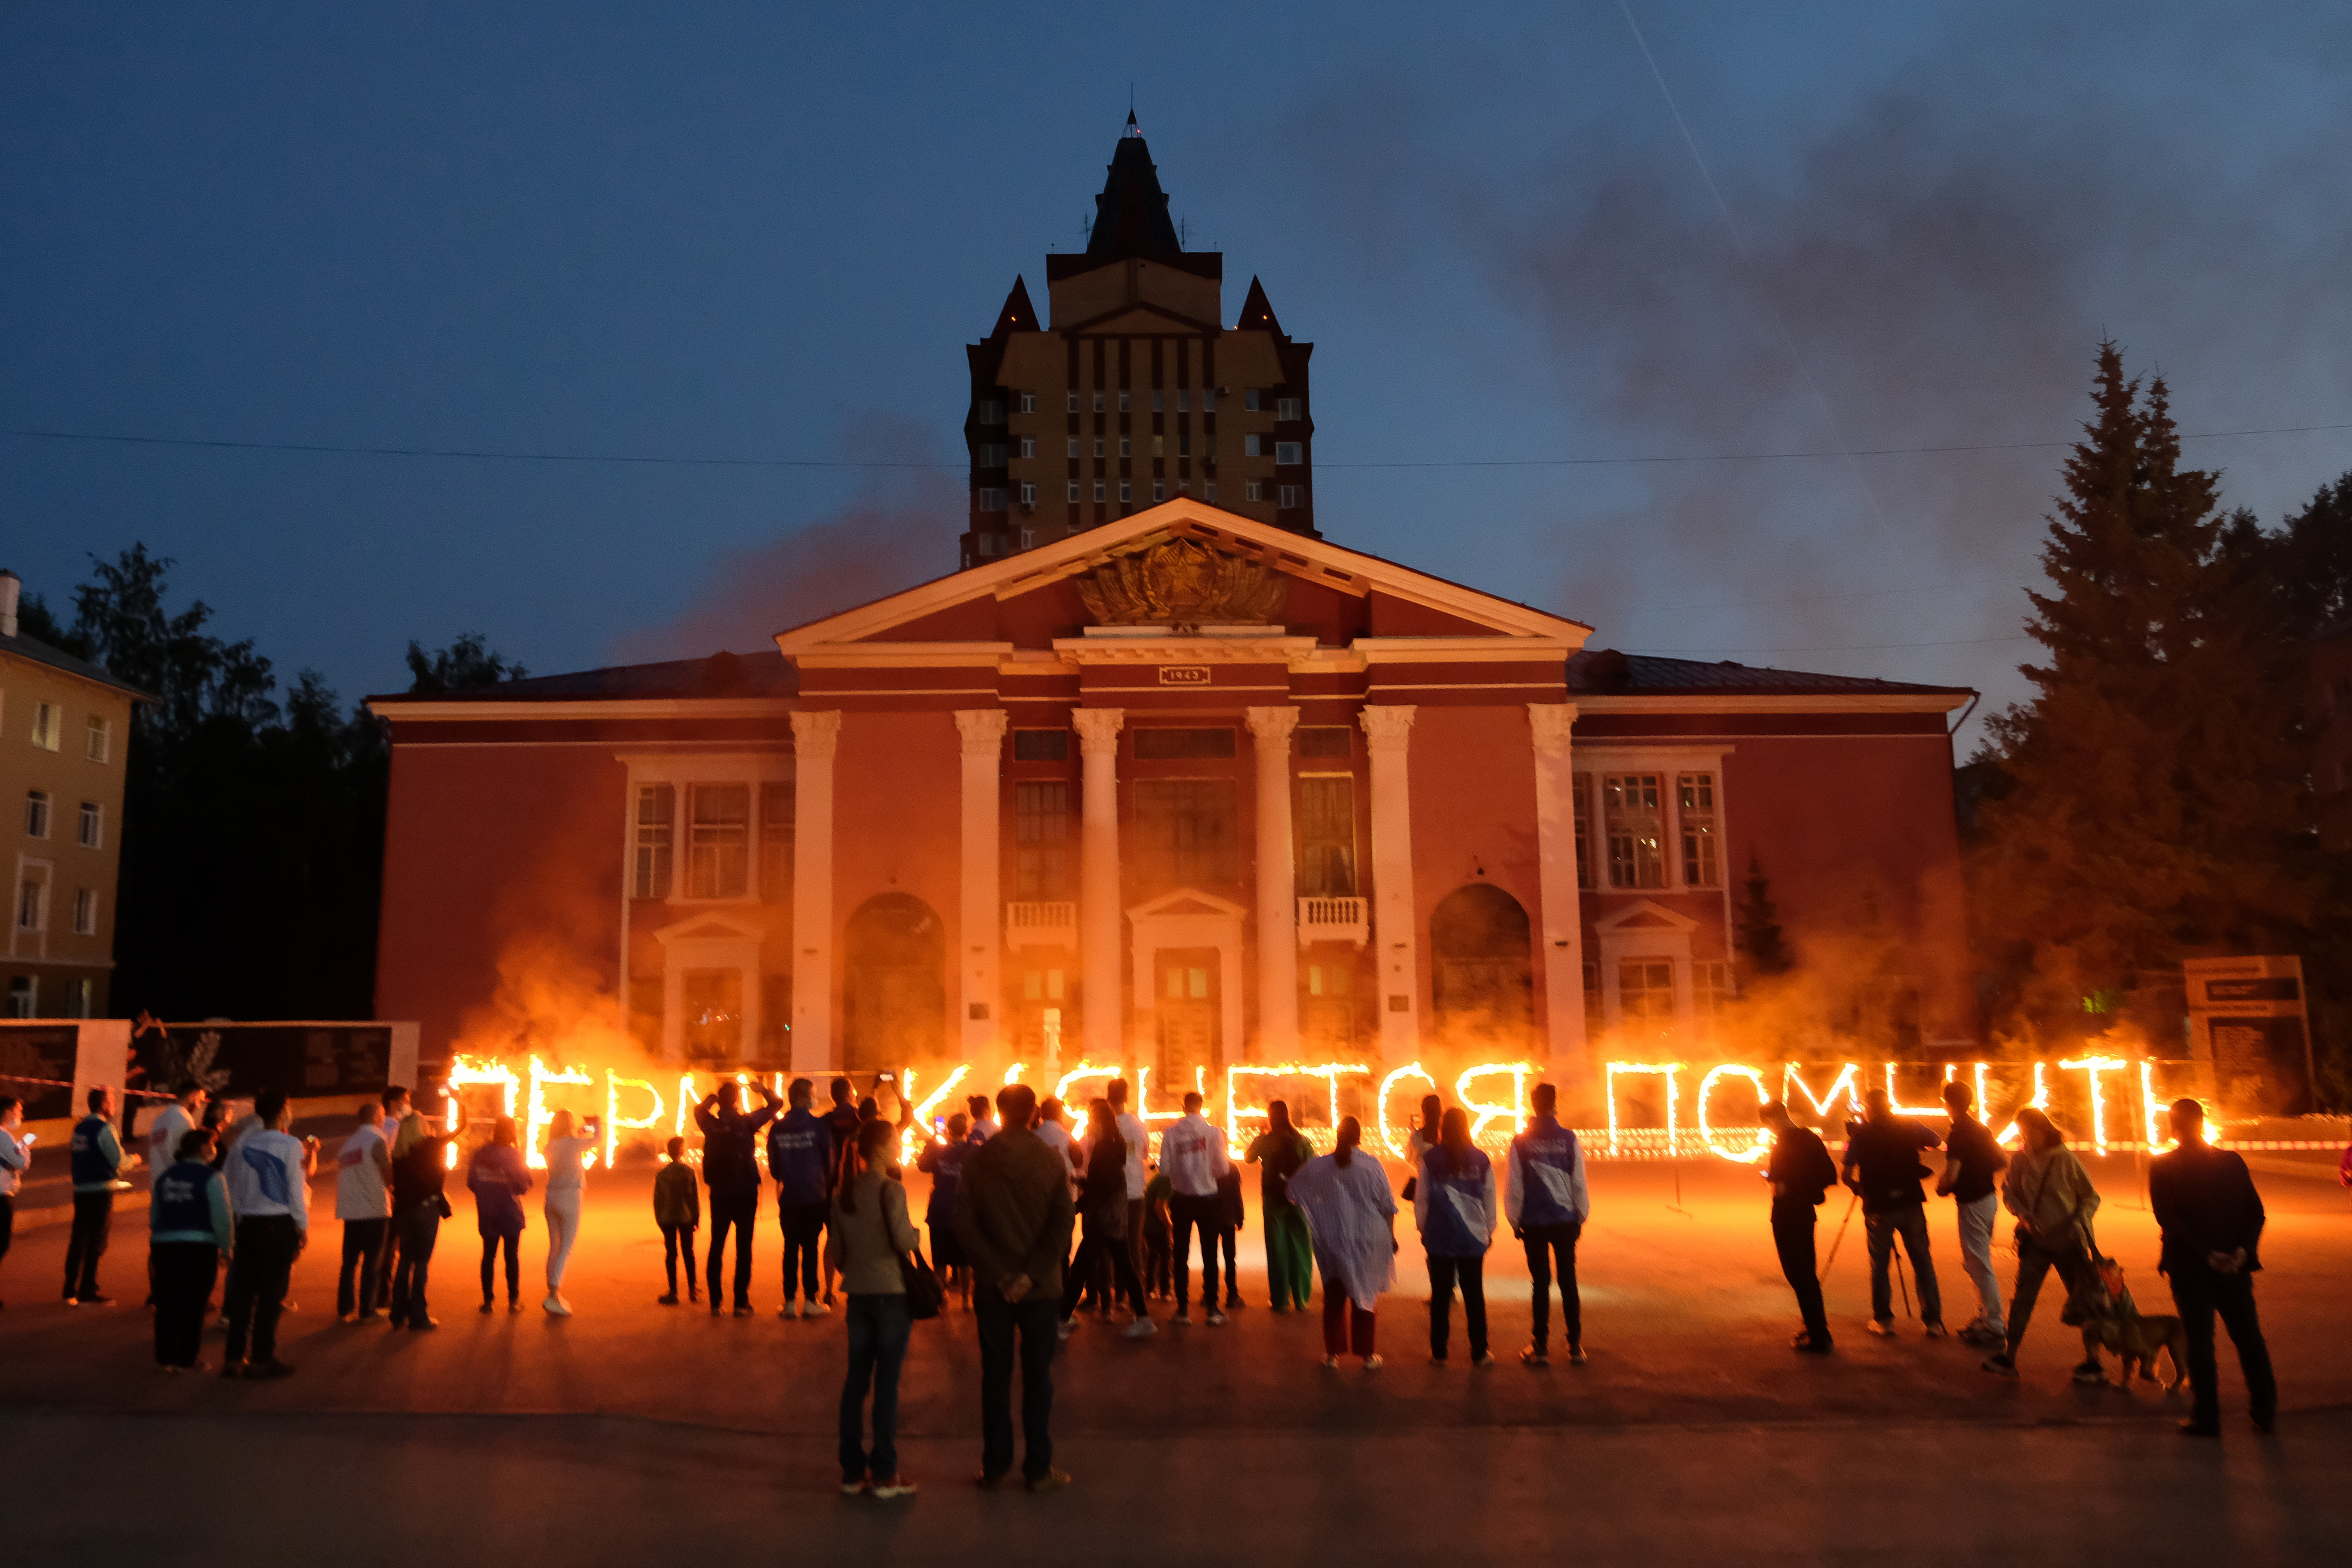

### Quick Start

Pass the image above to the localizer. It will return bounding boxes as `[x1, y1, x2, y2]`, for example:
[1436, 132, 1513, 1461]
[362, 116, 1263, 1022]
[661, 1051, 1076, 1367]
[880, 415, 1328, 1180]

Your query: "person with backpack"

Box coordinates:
[1761, 1100, 1840, 1354]
[388, 1086, 456, 1331]
[65, 1085, 124, 1306]
[695, 1079, 781, 1317]
[1246, 1100, 1315, 1313]
[1507, 1082, 1589, 1366]
[831, 1118, 923, 1498]
[1981, 1107, 2107, 1385]
[1415, 1106, 1496, 1366]
[1840, 1088, 1947, 1339]
[768, 1078, 834, 1318]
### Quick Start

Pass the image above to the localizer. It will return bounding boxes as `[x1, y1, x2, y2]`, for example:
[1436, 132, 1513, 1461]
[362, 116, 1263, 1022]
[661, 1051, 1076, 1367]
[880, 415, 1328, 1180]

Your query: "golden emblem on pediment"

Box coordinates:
[1075, 539, 1289, 628]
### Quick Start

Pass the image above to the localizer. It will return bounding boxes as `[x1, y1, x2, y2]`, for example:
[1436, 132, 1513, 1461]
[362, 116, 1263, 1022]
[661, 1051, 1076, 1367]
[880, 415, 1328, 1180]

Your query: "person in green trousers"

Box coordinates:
[1247, 1100, 1316, 1311]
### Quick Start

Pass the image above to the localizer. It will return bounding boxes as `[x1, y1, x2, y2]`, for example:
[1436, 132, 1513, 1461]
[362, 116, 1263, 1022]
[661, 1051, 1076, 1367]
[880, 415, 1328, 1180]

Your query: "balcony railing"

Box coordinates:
[1005, 901, 1078, 949]
[1297, 895, 1369, 946]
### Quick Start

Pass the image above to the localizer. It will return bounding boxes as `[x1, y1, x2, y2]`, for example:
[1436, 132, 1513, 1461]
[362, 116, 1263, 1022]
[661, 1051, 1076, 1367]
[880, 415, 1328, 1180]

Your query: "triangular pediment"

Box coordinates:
[1127, 886, 1248, 921]
[773, 499, 1591, 658]
[1593, 900, 1700, 933]
[653, 912, 766, 945]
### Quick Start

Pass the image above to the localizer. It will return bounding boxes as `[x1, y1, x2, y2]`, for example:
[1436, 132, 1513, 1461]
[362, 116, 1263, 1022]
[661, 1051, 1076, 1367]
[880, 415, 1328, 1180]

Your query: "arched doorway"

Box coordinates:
[843, 893, 945, 1069]
[1430, 884, 1534, 1046]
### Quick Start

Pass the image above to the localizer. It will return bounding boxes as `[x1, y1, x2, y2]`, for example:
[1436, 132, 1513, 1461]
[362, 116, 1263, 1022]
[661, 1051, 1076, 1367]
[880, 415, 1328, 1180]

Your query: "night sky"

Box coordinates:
[5, 3, 2348, 744]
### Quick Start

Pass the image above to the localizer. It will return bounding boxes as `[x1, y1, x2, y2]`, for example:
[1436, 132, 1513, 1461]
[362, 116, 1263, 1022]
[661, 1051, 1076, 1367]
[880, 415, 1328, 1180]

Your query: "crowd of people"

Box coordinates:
[0, 1064, 2302, 1491]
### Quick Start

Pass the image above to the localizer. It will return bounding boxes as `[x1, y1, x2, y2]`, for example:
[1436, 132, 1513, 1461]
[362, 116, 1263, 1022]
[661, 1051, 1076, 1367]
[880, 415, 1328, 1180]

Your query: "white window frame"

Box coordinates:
[1592, 900, 1699, 1034]
[1094, 481, 1106, 503]
[1119, 481, 1132, 503]
[1275, 441, 1303, 465]
[1246, 479, 1263, 502]
[617, 755, 795, 904]
[1277, 397, 1302, 421]
[1204, 481, 1217, 502]
[77, 801, 102, 849]
[1244, 389, 1261, 411]
[31, 702, 61, 751]
[1068, 481, 1081, 503]
[1018, 482, 1036, 507]
[1018, 437, 1036, 459]
[25, 791, 50, 840]
[1277, 485, 1303, 508]
[1152, 481, 1165, 502]
[1243, 434, 1263, 458]
[1573, 748, 1734, 898]
[15, 860, 51, 936]
[72, 886, 97, 936]
[1019, 392, 1036, 413]
[1068, 438, 1080, 458]
[85, 714, 111, 763]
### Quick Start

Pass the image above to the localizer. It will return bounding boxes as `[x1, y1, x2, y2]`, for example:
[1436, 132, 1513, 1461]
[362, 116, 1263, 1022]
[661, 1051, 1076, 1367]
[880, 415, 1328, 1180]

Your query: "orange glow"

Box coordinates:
[1052, 1060, 1116, 1110]
[2059, 1056, 2129, 1154]
[524, 1056, 595, 1170]
[900, 1064, 970, 1165]
[1781, 1062, 1862, 1126]
[1375, 1062, 1437, 1158]
[1882, 1062, 1945, 1119]
[604, 1071, 665, 1168]
[1002, 1061, 1026, 1087]
[1992, 1062, 2049, 1147]
[1225, 1061, 1372, 1156]
[1606, 1061, 1684, 1157]
[1454, 1063, 1533, 1145]
[1696, 1064, 1771, 1163]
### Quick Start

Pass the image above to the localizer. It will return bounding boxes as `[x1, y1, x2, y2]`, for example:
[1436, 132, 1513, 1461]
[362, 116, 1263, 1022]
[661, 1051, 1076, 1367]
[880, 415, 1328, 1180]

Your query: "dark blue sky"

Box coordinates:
[6, 2, 2348, 743]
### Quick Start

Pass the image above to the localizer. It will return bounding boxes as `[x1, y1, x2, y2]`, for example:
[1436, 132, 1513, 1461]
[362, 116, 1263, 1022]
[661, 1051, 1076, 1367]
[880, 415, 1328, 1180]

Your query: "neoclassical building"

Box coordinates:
[372, 500, 1975, 1093]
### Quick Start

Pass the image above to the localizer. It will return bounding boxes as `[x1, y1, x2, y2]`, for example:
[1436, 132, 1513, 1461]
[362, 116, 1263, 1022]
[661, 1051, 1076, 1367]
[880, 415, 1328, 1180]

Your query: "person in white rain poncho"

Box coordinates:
[1287, 1117, 1397, 1370]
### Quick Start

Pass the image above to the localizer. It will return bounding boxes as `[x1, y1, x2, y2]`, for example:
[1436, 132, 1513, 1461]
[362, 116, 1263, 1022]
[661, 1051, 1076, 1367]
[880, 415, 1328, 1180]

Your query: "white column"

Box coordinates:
[789, 710, 841, 1073]
[1360, 705, 1420, 1061]
[1529, 703, 1590, 1083]
[953, 709, 1009, 1062]
[1072, 708, 1126, 1064]
[1246, 705, 1299, 1063]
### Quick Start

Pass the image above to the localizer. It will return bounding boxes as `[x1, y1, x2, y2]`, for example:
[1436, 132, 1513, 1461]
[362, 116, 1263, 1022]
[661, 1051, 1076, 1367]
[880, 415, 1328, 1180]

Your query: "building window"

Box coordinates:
[978, 399, 1004, 423]
[633, 784, 674, 898]
[1068, 482, 1081, 503]
[1094, 439, 1106, 458]
[1277, 485, 1304, 508]
[1203, 388, 1217, 411]
[1695, 961, 1734, 1022]
[1019, 482, 1036, 507]
[85, 715, 111, 763]
[31, 703, 60, 751]
[1298, 776, 1357, 896]
[1244, 389, 1262, 411]
[1119, 437, 1132, 458]
[25, 791, 49, 839]
[1119, 392, 1131, 412]
[687, 784, 751, 899]
[681, 968, 742, 1063]
[977, 534, 1001, 557]
[72, 888, 97, 936]
[1678, 772, 1719, 887]
[1119, 482, 1132, 503]
[1278, 397, 1301, 420]
[1019, 392, 1035, 413]
[7, 977, 31, 1017]
[1152, 390, 1165, 412]
[1275, 442, 1303, 465]
[1068, 438, 1080, 458]
[1178, 427, 1191, 457]
[1583, 961, 1602, 1030]
[17, 869, 47, 932]
[1572, 772, 1592, 889]
[979, 443, 1008, 466]
[1134, 728, 1236, 760]
[1620, 959, 1674, 1031]
[1134, 779, 1239, 886]
[1015, 780, 1073, 899]
[1068, 392, 1080, 412]
[77, 801, 101, 849]
[1246, 480, 1263, 502]
[1603, 774, 1666, 889]
[1094, 481, 1106, 503]
[1177, 390, 1189, 412]
[978, 487, 1008, 511]
[1297, 727, 1351, 760]
[67, 976, 93, 1018]
[1243, 434, 1263, 458]
[1013, 729, 1068, 762]
[1204, 482, 1218, 503]
[760, 781, 795, 900]
[1018, 438, 1036, 459]
[1018, 527, 1035, 549]
[1152, 481, 1165, 502]
[1093, 392, 1106, 412]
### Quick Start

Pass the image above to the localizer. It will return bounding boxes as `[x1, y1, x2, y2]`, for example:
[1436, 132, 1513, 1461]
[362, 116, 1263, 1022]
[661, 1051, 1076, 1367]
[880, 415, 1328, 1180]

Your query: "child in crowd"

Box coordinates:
[1143, 1162, 1174, 1302]
[1216, 1162, 1246, 1310]
[918, 1113, 975, 1309]
[653, 1137, 700, 1306]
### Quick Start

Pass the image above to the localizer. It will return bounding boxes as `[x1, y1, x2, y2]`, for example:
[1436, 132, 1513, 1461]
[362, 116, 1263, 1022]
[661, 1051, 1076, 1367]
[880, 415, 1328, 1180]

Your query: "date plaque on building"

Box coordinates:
[1158, 666, 1211, 686]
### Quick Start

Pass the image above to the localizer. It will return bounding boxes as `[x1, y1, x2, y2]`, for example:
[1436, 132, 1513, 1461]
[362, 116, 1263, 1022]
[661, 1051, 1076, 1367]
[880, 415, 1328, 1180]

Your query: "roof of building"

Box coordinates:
[368, 650, 797, 707]
[1567, 648, 1975, 699]
[0, 627, 151, 700]
[1047, 118, 1221, 284]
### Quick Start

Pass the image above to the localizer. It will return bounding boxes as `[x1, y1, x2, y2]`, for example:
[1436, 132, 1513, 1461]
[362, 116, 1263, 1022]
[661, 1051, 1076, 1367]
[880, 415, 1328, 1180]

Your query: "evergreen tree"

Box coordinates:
[1733, 855, 1792, 978]
[1971, 343, 2317, 1032]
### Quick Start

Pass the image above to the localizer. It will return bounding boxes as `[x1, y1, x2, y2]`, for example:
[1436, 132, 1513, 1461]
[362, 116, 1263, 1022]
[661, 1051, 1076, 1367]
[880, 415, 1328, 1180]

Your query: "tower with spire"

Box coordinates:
[961, 113, 1316, 566]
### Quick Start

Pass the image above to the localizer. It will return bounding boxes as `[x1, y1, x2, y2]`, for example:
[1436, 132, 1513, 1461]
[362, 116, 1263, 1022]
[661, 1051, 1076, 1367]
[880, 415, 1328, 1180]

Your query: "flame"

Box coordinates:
[901, 1064, 970, 1165]
[604, 1072, 665, 1168]
[1780, 1061, 1862, 1126]
[1224, 1062, 1373, 1156]
[1455, 1062, 1533, 1145]
[524, 1056, 595, 1170]
[1606, 1062, 1683, 1157]
[1696, 1064, 1771, 1163]
[2059, 1057, 2129, 1155]
[1375, 1062, 1437, 1158]
[1992, 1062, 2049, 1147]
[1882, 1062, 1945, 1118]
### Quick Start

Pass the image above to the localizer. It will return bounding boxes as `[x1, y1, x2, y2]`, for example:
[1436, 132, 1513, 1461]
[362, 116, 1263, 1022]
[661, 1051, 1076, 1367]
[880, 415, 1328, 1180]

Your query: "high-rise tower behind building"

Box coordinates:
[960, 114, 1316, 567]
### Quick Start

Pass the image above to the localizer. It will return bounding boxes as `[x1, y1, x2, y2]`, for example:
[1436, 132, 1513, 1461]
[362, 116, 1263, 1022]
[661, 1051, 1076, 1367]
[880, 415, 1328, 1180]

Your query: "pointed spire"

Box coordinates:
[1236, 275, 1283, 335]
[1086, 117, 1183, 262]
[989, 276, 1036, 339]
[1124, 109, 1143, 138]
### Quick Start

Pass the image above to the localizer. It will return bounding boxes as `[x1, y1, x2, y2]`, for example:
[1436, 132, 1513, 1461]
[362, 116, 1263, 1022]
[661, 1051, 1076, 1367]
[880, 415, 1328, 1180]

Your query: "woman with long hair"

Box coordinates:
[1287, 1117, 1398, 1370]
[1059, 1098, 1154, 1339]
[466, 1117, 531, 1314]
[1415, 1106, 1497, 1366]
[830, 1116, 921, 1499]
[1246, 1100, 1315, 1312]
[1982, 1106, 2106, 1383]
[540, 1108, 599, 1317]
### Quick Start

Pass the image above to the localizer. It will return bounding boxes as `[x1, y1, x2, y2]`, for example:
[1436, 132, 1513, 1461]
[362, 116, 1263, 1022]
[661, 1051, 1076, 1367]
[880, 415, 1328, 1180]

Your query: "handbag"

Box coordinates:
[899, 1244, 946, 1321]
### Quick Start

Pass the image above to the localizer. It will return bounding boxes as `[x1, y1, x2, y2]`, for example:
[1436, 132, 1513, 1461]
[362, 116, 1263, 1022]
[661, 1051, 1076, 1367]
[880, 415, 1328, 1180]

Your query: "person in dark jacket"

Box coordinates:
[952, 1084, 1076, 1493]
[466, 1117, 531, 1314]
[1763, 1100, 1840, 1354]
[149, 1128, 231, 1371]
[388, 1093, 455, 1331]
[65, 1085, 124, 1305]
[1214, 1162, 1246, 1310]
[1840, 1089, 1946, 1338]
[819, 1076, 861, 1307]
[767, 1077, 832, 1318]
[919, 1113, 978, 1309]
[2150, 1099, 2277, 1437]
[1246, 1101, 1315, 1313]
[695, 1079, 781, 1317]
[1058, 1099, 1154, 1338]
[654, 1136, 700, 1305]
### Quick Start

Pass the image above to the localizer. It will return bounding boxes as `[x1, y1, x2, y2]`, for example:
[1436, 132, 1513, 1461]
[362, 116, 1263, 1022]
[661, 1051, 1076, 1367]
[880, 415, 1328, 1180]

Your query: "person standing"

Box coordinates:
[1103, 1078, 1151, 1293]
[1160, 1091, 1231, 1326]
[1246, 1101, 1314, 1313]
[918, 1113, 978, 1310]
[1035, 1097, 1079, 1184]
[966, 1093, 1000, 1144]
[1981, 1107, 2107, 1384]
[1841, 1088, 1947, 1339]
[540, 1109, 598, 1316]
[467, 1117, 531, 1314]
[1415, 1107, 1496, 1366]
[1058, 1098, 1153, 1338]
[388, 1089, 455, 1332]
[830, 1118, 923, 1498]
[335, 1098, 394, 1322]
[1761, 1101, 1840, 1354]
[767, 1078, 833, 1318]
[1287, 1117, 1396, 1369]
[220, 1089, 310, 1378]
[65, 1085, 124, 1306]
[1936, 1079, 2009, 1349]
[1507, 1082, 1589, 1367]
[145, 1084, 206, 1187]
[0, 1096, 33, 1309]
[818, 1076, 862, 1309]
[654, 1136, 700, 1304]
[2150, 1099, 2277, 1437]
[952, 1084, 1075, 1494]
[372, 1085, 414, 1312]
[695, 1079, 781, 1317]
[150, 1127, 231, 1372]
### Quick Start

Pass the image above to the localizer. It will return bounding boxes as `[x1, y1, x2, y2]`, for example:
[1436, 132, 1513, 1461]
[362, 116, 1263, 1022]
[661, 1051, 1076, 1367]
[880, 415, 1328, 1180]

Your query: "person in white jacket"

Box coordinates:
[1505, 1083, 1591, 1366]
[1159, 1092, 1232, 1325]
[1414, 1107, 1498, 1366]
[221, 1089, 311, 1379]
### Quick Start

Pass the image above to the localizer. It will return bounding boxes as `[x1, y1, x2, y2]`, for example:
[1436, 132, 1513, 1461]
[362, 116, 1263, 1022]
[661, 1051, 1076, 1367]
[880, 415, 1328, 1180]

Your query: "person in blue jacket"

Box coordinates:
[1414, 1106, 1497, 1366]
[150, 1127, 232, 1371]
[1507, 1082, 1591, 1367]
[919, 1114, 979, 1309]
[66, 1085, 125, 1306]
[768, 1078, 836, 1319]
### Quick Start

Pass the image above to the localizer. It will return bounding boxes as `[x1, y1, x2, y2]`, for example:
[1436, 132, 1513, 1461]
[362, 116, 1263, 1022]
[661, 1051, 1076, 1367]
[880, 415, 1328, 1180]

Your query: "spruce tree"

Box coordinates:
[1972, 342, 2316, 1030]
[1734, 855, 1792, 978]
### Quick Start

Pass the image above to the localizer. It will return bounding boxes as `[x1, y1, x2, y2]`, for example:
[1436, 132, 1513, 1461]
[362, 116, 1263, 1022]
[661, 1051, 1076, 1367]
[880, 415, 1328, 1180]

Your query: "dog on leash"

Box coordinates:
[2081, 1259, 2188, 1392]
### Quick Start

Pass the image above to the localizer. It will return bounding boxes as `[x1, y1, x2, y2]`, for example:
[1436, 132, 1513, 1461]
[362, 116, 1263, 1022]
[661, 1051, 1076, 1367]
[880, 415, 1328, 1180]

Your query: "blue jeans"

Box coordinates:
[839, 1293, 913, 1484]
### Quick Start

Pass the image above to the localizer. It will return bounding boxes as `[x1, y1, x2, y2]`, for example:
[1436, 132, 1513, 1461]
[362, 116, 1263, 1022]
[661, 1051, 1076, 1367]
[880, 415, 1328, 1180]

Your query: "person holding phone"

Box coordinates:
[0, 1096, 31, 1308]
[541, 1109, 599, 1316]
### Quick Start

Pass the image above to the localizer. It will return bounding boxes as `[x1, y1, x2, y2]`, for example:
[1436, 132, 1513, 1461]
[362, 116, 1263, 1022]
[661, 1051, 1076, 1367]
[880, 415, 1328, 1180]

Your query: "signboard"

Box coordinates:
[0, 1024, 80, 1120]
[1158, 666, 1212, 686]
[153, 1023, 397, 1101]
[2184, 956, 2314, 1115]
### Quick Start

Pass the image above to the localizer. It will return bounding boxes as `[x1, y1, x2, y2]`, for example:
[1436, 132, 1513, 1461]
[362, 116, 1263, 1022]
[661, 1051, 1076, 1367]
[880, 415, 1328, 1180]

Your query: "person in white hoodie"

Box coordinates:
[221, 1089, 311, 1379]
[1159, 1091, 1232, 1325]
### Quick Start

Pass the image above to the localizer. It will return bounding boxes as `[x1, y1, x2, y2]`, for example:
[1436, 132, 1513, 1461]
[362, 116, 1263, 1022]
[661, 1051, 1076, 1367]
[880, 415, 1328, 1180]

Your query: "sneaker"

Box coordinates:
[356, 1309, 384, 1323]
[780, 1300, 800, 1320]
[658, 1293, 679, 1307]
[1205, 1309, 1228, 1326]
[1472, 1353, 1498, 1369]
[840, 1477, 870, 1496]
[710, 1300, 724, 1316]
[733, 1303, 753, 1318]
[544, 1295, 572, 1318]
[79, 1293, 115, 1307]
[246, 1358, 297, 1380]
[508, 1300, 522, 1314]
[974, 1471, 1009, 1491]
[870, 1475, 918, 1499]
[1362, 1354, 1383, 1371]
[1568, 1344, 1589, 1365]
[1865, 1319, 1896, 1338]
[1981, 1352, 2018, 1377]
[1026, 1468, 1073, 1495]
[1520, 1345, 1550, 1368]
[1924, 1322, 1949, 1339]
[803, 1299, 828, 1318]
[1225, 1294, 1246, 1310]
[1171, 1309, 1192, 1326]
[479, 1301, 494, 1315]
[1321, 1354, 1341, 1369]
[1123, 1317, 1158, 1339]
[1057, 1316, 1080, 1340]
[1792, 1332, 1834, 1355]
[410, 1317, 441, 1331]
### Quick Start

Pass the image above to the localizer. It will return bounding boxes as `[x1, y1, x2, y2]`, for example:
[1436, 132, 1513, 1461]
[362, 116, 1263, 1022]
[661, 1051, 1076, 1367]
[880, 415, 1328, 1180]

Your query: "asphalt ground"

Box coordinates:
[3, 1147, 2345, 1564]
